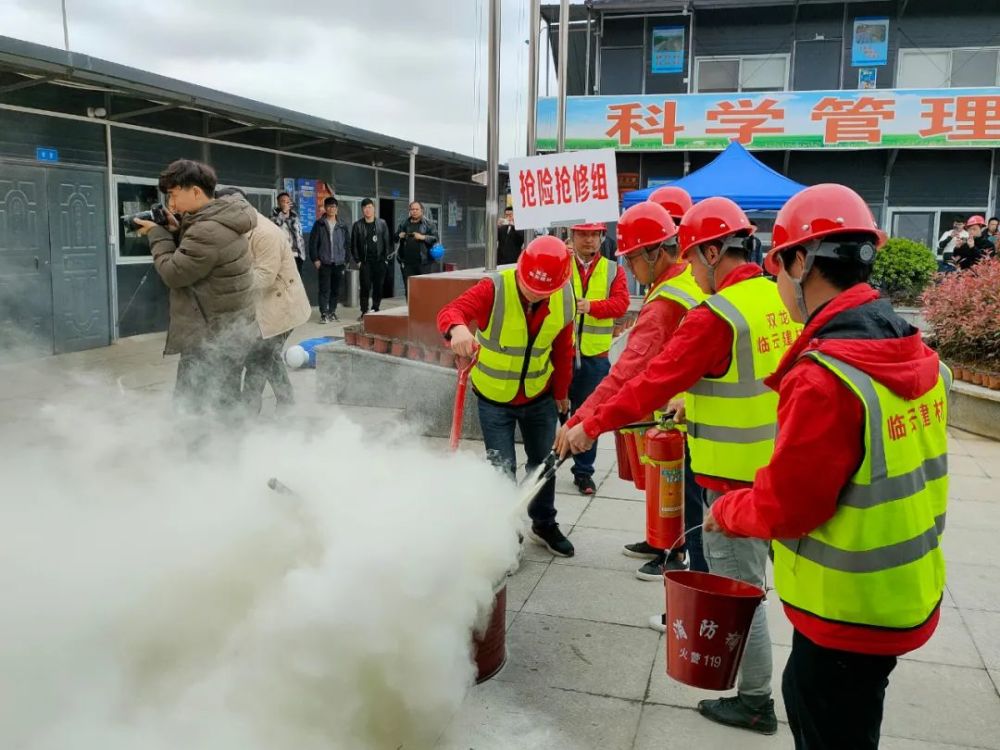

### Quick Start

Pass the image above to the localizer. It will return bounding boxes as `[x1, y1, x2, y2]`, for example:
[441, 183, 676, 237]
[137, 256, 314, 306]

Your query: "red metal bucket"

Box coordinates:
[663, 570, 765, 691]
[623, 430, 646, 490]
[473, 583, 507, 683]
[614, 431, 633, 481]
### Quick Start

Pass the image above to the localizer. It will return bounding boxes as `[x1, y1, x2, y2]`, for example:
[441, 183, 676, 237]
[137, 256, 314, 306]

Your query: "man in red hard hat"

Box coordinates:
[438, 235, 577, 557]
[954, 214, 993, 269]
[557, 196, 801, 735]
[561, 198, 710, 580]
[703, 183, 951, 750]
[647, 185, 693, 223]
[566, 222, 630, 495]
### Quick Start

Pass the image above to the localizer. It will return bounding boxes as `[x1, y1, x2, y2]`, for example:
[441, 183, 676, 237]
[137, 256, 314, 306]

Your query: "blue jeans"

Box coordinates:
[568, 355, 611, 479]
[477, 394, 559, 528]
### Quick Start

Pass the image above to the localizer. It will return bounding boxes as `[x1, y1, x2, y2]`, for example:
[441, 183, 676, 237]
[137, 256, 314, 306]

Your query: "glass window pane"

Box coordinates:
[698, 59, 739, 92]
[117, 181, 162, 258]
[468, 207, 486, 246]
[951, 49, 999, 87]
[740, 56, 787, 91]
[892, 211, 935, 247]
[897, 50, 949, 88]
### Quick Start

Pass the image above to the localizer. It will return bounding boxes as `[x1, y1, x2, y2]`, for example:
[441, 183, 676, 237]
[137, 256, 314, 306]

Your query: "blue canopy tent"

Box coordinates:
[621, 141, 807, 211]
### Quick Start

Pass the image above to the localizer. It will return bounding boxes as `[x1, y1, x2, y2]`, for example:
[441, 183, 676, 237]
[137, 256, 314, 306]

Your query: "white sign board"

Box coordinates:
[508, 148, 620, 229]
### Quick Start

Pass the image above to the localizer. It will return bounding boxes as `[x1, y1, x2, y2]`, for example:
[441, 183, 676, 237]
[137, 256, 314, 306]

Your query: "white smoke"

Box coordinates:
[0, 386, 521, 750]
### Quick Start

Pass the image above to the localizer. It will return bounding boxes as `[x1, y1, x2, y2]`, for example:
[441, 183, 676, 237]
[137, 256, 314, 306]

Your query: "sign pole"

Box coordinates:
[485, 0, 501, 271]
[556, 0, 570, 155]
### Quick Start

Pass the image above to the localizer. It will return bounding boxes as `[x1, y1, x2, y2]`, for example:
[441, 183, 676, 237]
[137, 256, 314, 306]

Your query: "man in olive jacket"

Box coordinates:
[136, 160, 256, 415]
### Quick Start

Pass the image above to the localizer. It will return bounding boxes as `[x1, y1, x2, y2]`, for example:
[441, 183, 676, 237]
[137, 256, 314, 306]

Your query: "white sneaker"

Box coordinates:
[648, 613, 667, 633]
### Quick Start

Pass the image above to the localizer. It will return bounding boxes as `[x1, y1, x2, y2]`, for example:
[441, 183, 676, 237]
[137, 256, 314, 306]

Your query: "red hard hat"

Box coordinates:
[678, 197, 753, 257]
[615, 202, 678, 256]
[766, 184, 887, 274]
[571, 222, 606, 232]
[647, 186, 693, 221]
[516, 235, 572, 296]
[966, 214, 987, 228]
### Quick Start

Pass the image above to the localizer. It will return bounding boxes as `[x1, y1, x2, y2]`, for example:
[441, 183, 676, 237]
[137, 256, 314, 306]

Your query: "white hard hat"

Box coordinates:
[284, 345, 309, 369]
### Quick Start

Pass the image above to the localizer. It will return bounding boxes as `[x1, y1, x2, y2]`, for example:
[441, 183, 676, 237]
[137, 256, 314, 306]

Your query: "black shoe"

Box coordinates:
[622, 541, 664, 560]
[372, 307, 380, 312]
[357, 313, 366, 321]
[636, 550, 687, 581]
[697, 695, 778, 736]
[528, 524, 575, 557]
[573, 474, 596, 495]
[330, 311, 339, 321]
[318, 315, 328, 324]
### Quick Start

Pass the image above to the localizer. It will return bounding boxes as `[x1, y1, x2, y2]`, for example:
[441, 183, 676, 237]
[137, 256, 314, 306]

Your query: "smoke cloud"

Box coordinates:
[0, 384, 520, 749]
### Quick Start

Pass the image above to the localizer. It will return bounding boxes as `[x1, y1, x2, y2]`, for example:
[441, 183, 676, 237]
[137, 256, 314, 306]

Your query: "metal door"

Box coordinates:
[0, 164, 52, 359]
[47, 168, 111, 353]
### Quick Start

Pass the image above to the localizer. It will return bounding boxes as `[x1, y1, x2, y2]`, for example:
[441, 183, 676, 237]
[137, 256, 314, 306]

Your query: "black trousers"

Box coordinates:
[243, 330, 293, 413]
[317, 263, 345, 315]
[360, 260, 387, 313]
[783, 629, 897, 750]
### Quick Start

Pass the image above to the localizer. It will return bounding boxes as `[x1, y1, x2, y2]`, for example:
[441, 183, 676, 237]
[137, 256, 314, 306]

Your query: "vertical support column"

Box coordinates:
[485, 0, 502, 271]
[105, 122, 119, 342]
[556, 0, 570, 154]
[408, 146, 418, 204]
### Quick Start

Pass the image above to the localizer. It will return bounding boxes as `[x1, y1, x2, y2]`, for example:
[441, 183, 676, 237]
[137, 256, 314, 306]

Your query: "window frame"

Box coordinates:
[467, 206, 487, 248]
[895, 46, 1000, 89]
[112, 175, 162, 265]
[887, 206, 988, 250]
[693, 53, 791, 94]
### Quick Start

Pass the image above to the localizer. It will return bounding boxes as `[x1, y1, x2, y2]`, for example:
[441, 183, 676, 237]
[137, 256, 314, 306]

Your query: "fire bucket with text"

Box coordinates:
[613, 430, 633, 481]
[473, 581, 507, 683]
[663, 570, 765, 690]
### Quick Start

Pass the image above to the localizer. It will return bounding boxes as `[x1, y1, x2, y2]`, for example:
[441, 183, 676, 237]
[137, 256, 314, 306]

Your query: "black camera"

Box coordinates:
[122, 203, 174, 230]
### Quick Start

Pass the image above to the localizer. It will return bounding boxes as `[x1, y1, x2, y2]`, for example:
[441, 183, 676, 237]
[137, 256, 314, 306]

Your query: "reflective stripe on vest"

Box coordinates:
[644, 264, 707, 311]
[470, 268, 574, 402]
[685, 276, 802, 482]
[772, 353, 951, 629]
[572, 256, 618, 356]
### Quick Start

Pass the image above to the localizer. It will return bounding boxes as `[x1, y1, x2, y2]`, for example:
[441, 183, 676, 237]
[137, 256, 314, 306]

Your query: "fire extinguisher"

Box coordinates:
[643, 422, 685, 551]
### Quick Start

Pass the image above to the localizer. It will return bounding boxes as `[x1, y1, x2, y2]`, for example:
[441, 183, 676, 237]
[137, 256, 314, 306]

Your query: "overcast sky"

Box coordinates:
[2, 0, 577, 161]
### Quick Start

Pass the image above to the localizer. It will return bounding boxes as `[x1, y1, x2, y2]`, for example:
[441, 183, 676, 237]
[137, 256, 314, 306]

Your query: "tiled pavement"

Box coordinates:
[1, 316, 998, 749]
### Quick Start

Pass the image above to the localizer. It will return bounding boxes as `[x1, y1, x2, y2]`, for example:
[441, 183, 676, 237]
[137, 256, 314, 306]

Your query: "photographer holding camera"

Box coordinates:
[396, 201, 438, 298]
[134, 159, 257, 417]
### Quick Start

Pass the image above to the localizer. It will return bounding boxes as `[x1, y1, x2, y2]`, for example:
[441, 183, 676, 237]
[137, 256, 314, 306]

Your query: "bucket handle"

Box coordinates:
[668, 522, 771, 595]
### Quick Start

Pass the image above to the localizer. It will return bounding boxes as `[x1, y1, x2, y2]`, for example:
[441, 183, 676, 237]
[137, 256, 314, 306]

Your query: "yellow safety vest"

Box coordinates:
[773, 353, 951, 629]
[644, 265, 708, 424]
[572, 256, 618, 357]
[471, 268, 575, 403]
[686, 276, 802, 482]
[644, 264, 707, 310]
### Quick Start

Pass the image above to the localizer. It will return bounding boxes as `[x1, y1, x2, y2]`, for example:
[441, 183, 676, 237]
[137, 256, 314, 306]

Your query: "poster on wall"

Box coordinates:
[296, 179, 317, 232]
[447, 198, 460, 227]
[858, 68, 877, 89]
[651, 26, 685, 74]
[852, 17, 889, 66]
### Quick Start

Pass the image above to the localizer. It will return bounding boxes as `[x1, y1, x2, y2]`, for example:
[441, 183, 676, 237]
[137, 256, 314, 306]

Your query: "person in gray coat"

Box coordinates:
[135, 160, 256, 416]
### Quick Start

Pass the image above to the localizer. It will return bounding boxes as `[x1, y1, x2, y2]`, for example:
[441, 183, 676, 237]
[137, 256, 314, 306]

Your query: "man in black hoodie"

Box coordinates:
[309, 197, 350, 322]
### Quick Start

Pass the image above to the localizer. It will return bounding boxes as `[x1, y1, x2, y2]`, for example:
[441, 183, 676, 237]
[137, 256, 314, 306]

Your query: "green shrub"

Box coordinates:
[871, 238, 938, 304]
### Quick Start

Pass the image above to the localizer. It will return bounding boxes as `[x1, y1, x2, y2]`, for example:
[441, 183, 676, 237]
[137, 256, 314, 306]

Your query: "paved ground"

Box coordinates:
[1, 304, 998, 749]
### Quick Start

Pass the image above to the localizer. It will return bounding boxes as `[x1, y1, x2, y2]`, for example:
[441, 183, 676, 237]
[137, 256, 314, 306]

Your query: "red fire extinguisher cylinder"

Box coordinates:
[643, 427, 685, 551]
